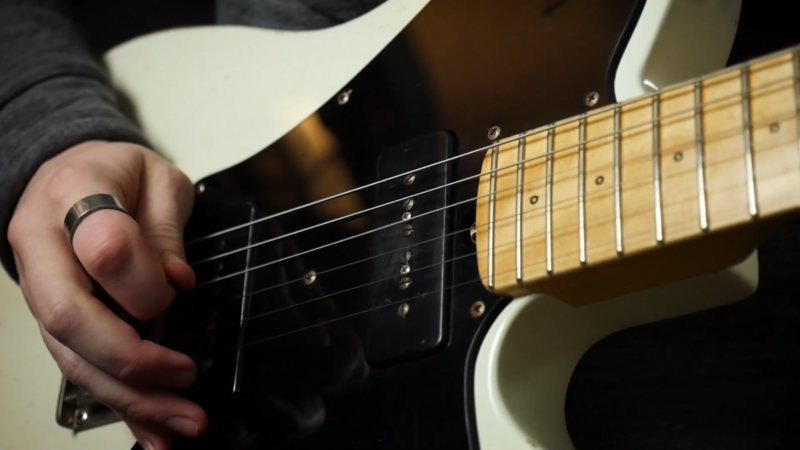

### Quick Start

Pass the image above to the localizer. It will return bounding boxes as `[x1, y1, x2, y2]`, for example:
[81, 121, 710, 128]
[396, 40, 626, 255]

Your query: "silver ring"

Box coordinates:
[64, 194, 128, 244]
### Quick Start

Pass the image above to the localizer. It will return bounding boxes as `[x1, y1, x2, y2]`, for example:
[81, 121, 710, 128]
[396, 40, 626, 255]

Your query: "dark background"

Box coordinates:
[565, 2, 800, 448]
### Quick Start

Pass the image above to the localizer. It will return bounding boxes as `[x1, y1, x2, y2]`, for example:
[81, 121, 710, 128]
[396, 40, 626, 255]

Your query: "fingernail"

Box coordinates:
[141, 440, 155, 450]
[166, 416, 199, 437]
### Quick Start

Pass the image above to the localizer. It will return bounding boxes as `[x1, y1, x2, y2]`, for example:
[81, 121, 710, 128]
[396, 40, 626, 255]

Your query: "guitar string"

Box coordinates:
[189, 107, 797, 292]
[186, 74, 796, 268]
[193, 140, 726, 296]
[233, 188, 788, 351]
[167, 149, 797, 341]
[184, 57, 795, 248]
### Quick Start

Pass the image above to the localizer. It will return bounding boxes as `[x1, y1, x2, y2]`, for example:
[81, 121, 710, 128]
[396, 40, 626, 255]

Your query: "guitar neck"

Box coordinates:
[476, 46, 800, 305]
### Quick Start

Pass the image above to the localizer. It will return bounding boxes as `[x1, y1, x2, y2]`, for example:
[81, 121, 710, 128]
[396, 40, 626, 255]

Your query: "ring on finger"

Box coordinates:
[64, 194, 129, 245]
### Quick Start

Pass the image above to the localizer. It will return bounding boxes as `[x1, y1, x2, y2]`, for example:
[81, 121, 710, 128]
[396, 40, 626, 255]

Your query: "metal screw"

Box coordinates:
[403, 198, 415, 210]
[400, 264, 411, 275]
[404, 174, 416, 186]
[470, 301, 486, 318]
[770, 122, 781, 133]
[215, 262, 225, 274]
[402, 211, 412, 221]
[401, 250, 413, 262]
[402, 224, 414, 237]
[216, 240, 226, 251]
[585, 91, 600, 107]
[201, 358, 213, 371]
[470, 223, 477, 244]
[196, 182, 206, 194]
[674, 152, 684, 162]
[530, 195, 539, 205]
[397, 303, 410, 318]
[76, 410, 89, 424]
[398, 276, 412, 290]
[595, 176, 605, 185]
[337, 90, 350, 105]
[487, 125, 502, 140]
[303, 270, 317, 286]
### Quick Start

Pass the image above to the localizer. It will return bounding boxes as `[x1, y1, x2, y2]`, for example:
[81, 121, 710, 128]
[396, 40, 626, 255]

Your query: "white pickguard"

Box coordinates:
[0, 1, 752, 449]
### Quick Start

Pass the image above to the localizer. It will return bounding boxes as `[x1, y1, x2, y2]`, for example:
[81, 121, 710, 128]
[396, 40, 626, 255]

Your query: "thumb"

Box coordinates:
[137, 156, 196, 291]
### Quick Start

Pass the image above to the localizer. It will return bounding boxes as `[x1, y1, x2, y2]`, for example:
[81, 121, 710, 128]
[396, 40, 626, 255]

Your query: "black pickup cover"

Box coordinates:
[365, 132, 453, 366]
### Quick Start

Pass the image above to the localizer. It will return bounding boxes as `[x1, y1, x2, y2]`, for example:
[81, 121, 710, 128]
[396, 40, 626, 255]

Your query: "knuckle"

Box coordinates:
[41, 298, 80, 342]
[81, 230, 132, 279]
[41, 165, 83, 204]
[118, 397, 147, 422]
[7, 216, 24, 249]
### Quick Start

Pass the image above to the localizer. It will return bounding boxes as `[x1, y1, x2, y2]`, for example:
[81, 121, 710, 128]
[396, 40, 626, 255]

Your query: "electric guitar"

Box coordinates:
[1, 0, 799, 448]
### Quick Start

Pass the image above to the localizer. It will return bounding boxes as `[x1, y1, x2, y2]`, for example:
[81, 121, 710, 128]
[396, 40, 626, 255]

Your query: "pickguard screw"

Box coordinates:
[530, 195, 539, 205]
[674, 152, 683, 162]
[595, 176, 605, 185]
[216, 240, 226, 251]
[487, 125, 501, 140]
[404, 174, 416, 186]
[401, 250, 413, 262]
[470, 223, 477, 244]
[398, 276, 412, 290]
[196, 182, 206, 194]
[402, 224, 414, 237]
[470, 301, 486, 318]
[337, 90, 350, 105]
[770, 122, 780, 133]
[215, 262, 225, 274]
[303, 270, 317, 286]
[400, 264, 411, 275]
[398, 303, 410, 318]
[585, 91, 600, 107]
[402, 211, 412, 221]
[403, 198, 415, 210]
[76, 410, 89, 424]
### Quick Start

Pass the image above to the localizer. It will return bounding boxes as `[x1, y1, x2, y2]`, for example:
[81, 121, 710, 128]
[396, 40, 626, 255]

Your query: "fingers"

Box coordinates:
[40, 327, 207, 442]
[137, 156, 196, 291]
[72, 209, 176, 321]
[20, 228, 195, 388]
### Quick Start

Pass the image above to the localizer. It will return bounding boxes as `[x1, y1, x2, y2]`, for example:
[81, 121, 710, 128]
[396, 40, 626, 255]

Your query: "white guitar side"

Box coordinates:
[0, 1, 748, 449]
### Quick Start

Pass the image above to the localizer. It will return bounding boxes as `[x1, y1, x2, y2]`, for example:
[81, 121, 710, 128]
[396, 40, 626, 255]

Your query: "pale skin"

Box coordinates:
[8, 140, 207, 450]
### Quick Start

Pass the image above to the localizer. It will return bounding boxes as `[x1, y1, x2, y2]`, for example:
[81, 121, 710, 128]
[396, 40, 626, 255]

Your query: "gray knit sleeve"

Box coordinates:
[0, 0, 149, 280]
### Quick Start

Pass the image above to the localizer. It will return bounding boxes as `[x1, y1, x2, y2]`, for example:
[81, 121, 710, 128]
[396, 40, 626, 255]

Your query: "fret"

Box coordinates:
[475, 46, 800, 304]
[740, 67, 759, 217]
[613, 106, 623, 254]
[515, 135, 525, 283]
[578, 116, 587, 265]
[487, 144, 498, 290]
[694, 82, 709, 231]
[652, 95, 664, 243]
[545, 126, 554, 274]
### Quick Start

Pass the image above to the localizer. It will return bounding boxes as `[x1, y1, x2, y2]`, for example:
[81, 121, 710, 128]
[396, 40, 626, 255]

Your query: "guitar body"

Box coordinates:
[6, 0, 800, 449]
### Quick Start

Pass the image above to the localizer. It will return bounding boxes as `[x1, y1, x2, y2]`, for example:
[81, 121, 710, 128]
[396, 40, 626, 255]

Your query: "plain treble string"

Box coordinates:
[187, 72, 797, 271]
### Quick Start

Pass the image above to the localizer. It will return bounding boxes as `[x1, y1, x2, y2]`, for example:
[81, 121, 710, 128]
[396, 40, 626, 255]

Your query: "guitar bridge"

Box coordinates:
[56, 377, 120, 432]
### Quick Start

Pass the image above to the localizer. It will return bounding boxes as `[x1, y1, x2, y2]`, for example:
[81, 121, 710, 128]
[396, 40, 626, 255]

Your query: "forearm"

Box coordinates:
[0, 1, 147, 280]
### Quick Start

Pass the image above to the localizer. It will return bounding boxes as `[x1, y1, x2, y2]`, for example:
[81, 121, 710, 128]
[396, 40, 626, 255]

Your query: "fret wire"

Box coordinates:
[652, 94, 664, 243]
[613, 107, 624, 255]
[794, 50, 800, 166]
[695, 81, 709, 231]
[741, 67, 759, 217]
[546, 126, 555, 274]
[515, 134, 525, 283]
[488, 144, 499, 290]
[578, 115, 587, 265]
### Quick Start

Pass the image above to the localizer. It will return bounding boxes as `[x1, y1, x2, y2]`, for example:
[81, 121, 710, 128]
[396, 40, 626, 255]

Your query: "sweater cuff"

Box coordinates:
[0, 76, 149, 281]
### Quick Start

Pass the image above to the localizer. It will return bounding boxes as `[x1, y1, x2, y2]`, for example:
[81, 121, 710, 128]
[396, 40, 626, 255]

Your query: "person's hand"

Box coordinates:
[8, 140, 207, 450]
